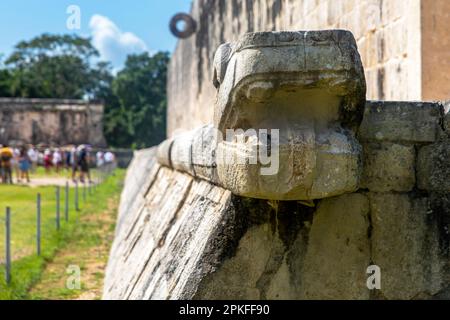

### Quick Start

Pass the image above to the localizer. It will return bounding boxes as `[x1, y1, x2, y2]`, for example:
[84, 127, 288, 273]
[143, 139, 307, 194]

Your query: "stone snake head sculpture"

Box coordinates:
[157, 30, 366, 201]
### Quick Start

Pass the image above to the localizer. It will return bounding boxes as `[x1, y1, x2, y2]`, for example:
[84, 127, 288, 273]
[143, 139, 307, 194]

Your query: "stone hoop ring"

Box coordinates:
[170, 13, 197, 39]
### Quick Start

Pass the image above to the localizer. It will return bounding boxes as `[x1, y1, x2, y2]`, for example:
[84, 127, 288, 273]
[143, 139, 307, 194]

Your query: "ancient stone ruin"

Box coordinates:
[104, 27, 450, 299]
[0, 98, 106, 147]
[166, 0, 450, 135]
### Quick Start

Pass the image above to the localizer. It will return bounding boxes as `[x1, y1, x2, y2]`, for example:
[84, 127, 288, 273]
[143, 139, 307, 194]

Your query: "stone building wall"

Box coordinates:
[104, 101, 450, 299]
[167, 0, 449, 136]
[421, 0, 450, 101]
[0, 98, 106, 147]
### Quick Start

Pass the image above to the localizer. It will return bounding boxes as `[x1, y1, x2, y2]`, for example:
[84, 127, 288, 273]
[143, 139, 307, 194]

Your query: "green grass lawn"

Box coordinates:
[0, 184, 73, 260]
[0, 169, 124, 300]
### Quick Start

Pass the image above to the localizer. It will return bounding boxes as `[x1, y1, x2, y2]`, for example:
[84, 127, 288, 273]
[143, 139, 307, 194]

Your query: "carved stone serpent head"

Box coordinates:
[158, 30, 366, 201]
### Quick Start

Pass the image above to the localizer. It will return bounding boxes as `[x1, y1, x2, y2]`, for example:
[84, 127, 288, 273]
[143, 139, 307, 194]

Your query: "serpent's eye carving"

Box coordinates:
[213, 43, 232, 89]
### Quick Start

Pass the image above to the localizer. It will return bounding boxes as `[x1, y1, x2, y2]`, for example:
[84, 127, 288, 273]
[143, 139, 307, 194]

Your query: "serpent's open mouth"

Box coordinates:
[215, 80, 362, 200]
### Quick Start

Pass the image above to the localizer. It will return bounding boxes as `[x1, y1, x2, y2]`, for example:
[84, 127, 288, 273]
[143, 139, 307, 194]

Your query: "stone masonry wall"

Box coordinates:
[168, 0, 427, 136]
[104, 100, 450, 299]
[421, 0, 450, 101]
[0, 98, 106, 147]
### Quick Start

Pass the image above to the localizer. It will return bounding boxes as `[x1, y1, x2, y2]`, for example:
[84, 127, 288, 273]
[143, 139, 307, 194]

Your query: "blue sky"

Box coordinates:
[0, 0, 192, 68]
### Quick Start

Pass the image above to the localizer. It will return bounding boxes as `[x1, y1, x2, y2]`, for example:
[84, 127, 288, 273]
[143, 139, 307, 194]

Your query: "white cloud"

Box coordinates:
[89, 14, 148, 69]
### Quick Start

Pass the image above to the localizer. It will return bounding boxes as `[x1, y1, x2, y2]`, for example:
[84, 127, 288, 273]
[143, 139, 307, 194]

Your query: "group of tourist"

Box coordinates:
[0, 143, 116, 185]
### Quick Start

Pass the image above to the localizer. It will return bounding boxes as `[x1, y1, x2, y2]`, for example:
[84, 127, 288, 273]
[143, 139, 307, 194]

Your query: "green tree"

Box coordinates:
[106, 52, 170, 148]
[0, 53, 12, 96]
[4, 34, 108, 99]
[0, 69, 12, 97]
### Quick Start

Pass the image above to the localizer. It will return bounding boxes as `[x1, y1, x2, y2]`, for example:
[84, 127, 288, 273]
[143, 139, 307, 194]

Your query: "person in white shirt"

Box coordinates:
[27, 145, 39, 173]
[96, 151, 104, 168]
[103, 151, 115, 174]
[52, 148, 62, 173]
[104, 151, 114, 163]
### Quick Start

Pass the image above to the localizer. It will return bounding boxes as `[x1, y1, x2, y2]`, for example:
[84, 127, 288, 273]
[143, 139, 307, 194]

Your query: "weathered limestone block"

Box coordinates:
[360, 142, 416, 192]
[106, 152, 322, 300]
[193, 194, 375, 300]
[156, 138, 173, 168]
[105, 149, 450, 300]
[444, 106, 450, 133]
[429, 192, 450, 260]
[417, 135, 450, 192]
[265, 257, 298, 300]
[369, 193, 444, 299]
[104, 148, 161, 293]
[103, 154, 236, 300]
[299, 194, 371, 299]
[194, 223, 288, 299]
[113, 167, 194, 299]
[156, 125, 220, 184]
[169, 129, 197, 176]
[193, 198, 317, 300]
[189, 125, 220, 182]
[358, 101, 442, 143]
[128, 176, 232, 300]
[114, 148, 158, 236]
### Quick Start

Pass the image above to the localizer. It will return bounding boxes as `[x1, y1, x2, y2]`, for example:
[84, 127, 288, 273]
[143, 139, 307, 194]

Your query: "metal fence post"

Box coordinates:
[65, 182, 69, 222]
[37, 194, 41, 256]
[75, 182, 79, 211]
[5, 207, 11, 285]
[56, 186, 60, 230]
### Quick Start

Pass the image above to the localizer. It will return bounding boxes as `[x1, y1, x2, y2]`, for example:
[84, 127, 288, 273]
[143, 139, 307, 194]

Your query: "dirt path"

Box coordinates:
[15, 177, 94, 188]
[28, 196, 119, 300]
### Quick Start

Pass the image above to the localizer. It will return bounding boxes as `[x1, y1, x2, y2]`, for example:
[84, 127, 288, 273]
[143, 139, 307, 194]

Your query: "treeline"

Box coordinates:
[0, 34, 170, 149]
